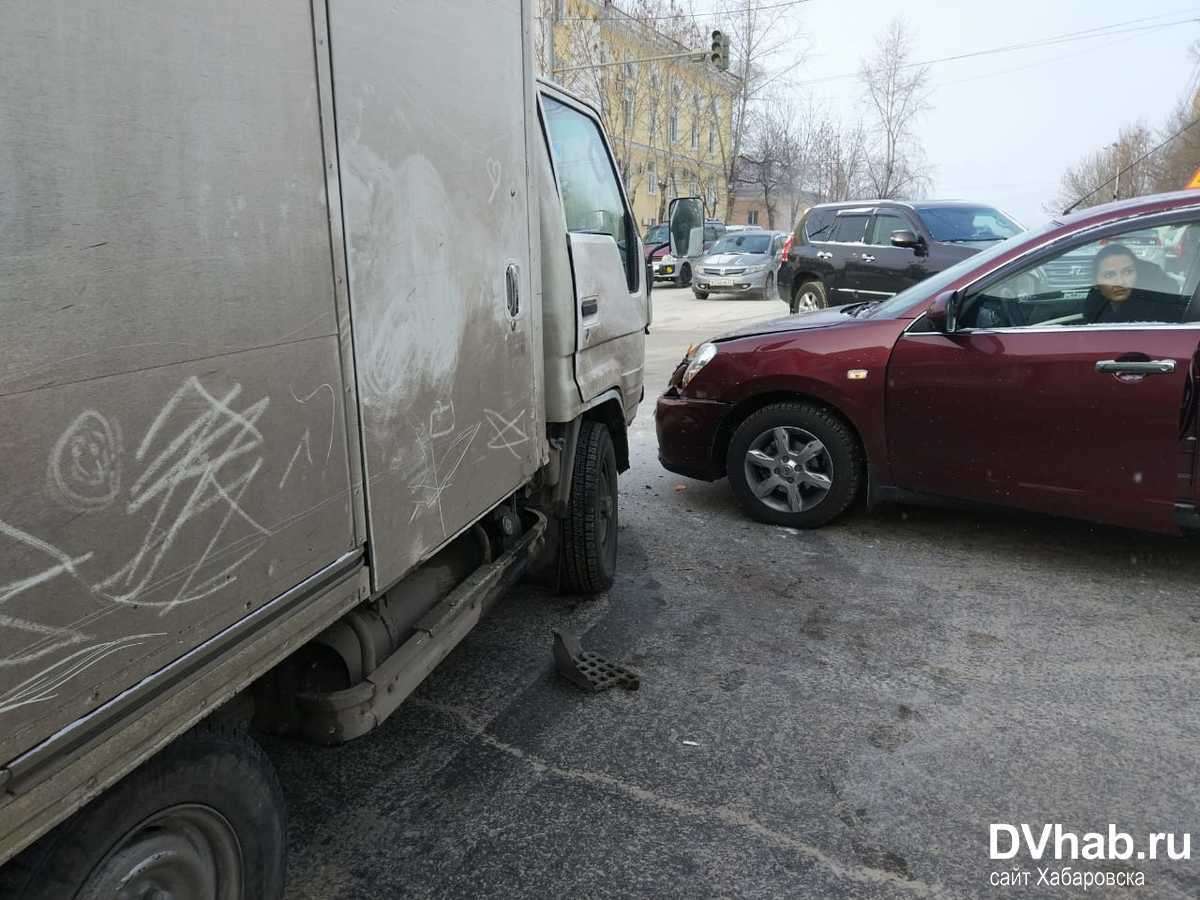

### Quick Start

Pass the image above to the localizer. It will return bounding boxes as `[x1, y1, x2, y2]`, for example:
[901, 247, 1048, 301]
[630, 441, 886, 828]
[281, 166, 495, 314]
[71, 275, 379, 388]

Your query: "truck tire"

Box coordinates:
[726, 401, 861, 529]
[791, 280, 827, 314]
[0, 722, 286, 900]
[561, 420, 618, 594]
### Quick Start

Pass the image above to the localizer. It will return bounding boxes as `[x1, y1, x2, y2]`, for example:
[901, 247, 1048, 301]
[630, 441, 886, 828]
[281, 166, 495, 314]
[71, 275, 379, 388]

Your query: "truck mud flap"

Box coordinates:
[296, 510, 548, 744]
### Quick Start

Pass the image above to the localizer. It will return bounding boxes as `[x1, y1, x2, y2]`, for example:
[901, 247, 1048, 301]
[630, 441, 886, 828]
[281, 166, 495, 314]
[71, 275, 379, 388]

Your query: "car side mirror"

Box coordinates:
[890, 230, 927, 256]
[925, 289, 959, 332]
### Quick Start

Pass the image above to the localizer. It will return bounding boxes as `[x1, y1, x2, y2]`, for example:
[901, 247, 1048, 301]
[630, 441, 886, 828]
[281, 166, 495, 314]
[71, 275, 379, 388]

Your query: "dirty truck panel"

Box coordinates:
[329, 0, 545, 591]
[0, 3, 356, 762]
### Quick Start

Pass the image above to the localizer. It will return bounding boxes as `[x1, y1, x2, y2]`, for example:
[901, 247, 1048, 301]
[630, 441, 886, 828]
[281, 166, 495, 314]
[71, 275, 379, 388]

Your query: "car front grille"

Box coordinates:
[703, 267, 747, 276]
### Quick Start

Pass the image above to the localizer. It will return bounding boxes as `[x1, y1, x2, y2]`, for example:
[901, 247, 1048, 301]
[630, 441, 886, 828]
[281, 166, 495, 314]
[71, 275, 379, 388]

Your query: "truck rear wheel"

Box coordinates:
[0, 722, 286, 900]
[561, 420, 618, 594]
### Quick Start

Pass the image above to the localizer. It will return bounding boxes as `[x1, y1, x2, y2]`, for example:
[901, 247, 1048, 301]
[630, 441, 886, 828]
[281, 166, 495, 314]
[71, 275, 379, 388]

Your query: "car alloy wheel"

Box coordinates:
[795, 288, 823, 312]
[742, 426, 833, 514]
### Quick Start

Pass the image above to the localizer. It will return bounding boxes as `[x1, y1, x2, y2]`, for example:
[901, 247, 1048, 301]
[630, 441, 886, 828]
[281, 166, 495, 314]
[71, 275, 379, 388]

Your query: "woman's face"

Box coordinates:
[1096, 251, 1137, 303]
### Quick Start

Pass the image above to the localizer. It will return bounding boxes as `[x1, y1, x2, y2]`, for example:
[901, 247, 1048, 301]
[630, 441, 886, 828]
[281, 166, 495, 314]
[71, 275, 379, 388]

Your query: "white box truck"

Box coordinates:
[0, 2, 704, 896]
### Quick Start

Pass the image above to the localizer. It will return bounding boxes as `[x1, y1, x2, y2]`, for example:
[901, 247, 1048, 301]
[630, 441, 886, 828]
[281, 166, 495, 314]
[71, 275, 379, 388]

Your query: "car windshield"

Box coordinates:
[864, 220, 1059, 318]
[710, 234, 771, 254]
[644, 224, 668, 244]
[915, 205, 1022, 242]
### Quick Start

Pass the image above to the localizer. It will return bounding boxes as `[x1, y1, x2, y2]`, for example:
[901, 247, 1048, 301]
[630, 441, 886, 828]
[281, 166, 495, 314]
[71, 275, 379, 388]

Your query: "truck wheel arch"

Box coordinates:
[582, 395, 630, 473]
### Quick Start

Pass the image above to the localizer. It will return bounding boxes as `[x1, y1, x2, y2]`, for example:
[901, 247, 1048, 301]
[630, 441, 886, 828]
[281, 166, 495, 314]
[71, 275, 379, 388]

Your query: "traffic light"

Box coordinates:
[710, 30, 729, 71]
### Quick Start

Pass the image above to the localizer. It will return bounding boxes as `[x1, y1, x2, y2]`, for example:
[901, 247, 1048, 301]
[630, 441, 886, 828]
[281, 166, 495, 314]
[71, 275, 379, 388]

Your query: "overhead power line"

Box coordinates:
[791, 14, 1200, 87]
[1062, 112, 1200, 215]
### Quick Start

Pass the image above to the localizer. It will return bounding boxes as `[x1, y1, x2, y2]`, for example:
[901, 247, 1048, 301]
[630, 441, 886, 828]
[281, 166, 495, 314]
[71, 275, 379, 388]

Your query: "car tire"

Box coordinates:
[561, 420, 618, 594]
[0, 721, 287, 900]
[692, 289, 709, 300]
[759, 272, 776, 301]
[679, 262, 692, 287]
[791, 280, 827, 315]
[726, 402, 861, 529]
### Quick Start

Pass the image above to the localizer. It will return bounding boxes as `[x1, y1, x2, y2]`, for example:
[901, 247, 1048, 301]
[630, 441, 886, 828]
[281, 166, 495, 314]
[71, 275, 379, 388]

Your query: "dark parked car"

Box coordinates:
[657, 191, 1200, 534]
[777, 200, 1023, 314]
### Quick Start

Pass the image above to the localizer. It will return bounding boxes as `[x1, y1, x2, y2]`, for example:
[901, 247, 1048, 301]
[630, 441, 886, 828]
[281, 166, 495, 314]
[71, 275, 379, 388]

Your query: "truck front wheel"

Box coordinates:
[0, 722, 286, 900]
[561, 420, 618, 594]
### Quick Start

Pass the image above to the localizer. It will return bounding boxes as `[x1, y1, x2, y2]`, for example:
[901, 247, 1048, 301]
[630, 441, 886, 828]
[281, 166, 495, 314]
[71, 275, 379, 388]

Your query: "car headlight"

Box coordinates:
[681, 342, 717, 387]
[745, 263, 769, 274]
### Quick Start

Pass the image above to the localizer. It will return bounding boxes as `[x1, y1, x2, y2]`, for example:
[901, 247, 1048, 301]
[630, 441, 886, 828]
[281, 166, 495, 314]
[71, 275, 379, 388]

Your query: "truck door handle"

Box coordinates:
[1095, 359, 1175, 375]
[505, 264, 520, 325]
[816, 251, 833, 260]
[581, 296, 598, 317]
[860, 254, 876, 262]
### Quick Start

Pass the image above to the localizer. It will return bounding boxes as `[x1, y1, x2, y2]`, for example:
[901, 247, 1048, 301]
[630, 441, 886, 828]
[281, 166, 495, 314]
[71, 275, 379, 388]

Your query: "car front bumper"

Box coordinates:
[652, 260, 679, 281]
[655, 390, 728, 481]
[693, 269, 770, 293]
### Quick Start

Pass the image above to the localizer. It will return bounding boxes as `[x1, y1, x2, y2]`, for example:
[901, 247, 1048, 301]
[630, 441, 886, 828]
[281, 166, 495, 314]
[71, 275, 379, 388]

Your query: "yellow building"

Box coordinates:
[536, 0, 741, 229]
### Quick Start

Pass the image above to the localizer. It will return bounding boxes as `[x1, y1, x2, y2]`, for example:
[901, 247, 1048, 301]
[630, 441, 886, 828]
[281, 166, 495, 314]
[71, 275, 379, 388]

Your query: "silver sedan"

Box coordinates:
[691, 231, 787, 301]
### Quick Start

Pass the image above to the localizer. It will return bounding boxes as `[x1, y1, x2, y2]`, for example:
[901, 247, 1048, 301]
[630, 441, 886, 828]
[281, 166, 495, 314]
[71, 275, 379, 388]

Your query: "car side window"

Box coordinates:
[959, 222, 1200, 330]
[867, 212, 910, 246]
[542, 96, 637, 291]
[805, 209, 835, 243]
[830, 214, 869, 244]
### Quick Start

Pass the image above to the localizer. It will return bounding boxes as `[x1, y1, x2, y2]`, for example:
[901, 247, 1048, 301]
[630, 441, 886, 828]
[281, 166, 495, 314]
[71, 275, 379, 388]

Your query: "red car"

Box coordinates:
[656, 192, 1200, 534]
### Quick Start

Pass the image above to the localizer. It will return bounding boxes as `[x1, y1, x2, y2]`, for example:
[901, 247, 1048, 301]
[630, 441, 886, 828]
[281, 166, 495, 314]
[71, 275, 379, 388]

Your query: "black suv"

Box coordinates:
[777, 200, 1023, 314]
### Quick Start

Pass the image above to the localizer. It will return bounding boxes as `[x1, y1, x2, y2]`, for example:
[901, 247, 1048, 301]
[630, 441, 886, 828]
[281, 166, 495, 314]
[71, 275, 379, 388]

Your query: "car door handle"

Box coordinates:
[860, 254, 876, 262]
[1095, 359, 1176, 375]
[816, 251, 833, 260]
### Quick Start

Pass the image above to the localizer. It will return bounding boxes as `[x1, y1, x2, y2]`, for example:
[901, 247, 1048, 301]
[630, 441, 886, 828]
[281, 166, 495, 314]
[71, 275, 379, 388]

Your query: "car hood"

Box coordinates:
[711, 306, 854, 342]
[700, 252, 769, 267]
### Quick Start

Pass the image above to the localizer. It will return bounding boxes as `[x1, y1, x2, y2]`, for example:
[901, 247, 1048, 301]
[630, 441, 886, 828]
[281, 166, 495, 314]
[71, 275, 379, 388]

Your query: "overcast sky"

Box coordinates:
[695, 1, 1200, 225]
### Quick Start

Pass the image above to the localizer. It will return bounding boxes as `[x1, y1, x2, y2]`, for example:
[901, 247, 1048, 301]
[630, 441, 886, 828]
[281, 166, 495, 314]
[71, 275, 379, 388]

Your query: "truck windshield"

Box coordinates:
[914, 205, 1022, 243]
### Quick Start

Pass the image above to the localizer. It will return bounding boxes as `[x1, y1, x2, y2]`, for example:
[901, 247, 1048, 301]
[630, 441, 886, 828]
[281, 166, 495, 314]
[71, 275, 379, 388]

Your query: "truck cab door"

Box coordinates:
[540, 91, 645, 420]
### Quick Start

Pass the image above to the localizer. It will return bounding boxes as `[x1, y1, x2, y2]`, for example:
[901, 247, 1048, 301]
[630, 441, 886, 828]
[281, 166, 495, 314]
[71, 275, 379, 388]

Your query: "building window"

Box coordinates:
[669, 110, 678, 144]
[555, 0, 565, 18]
[748, 210, 759, 225]
[622, 86, 633, 130]
[648, 160, 657, 194]
[708, 127, 715, 153]
[648, 98, 658, 138]
[691, 120, 699, 150]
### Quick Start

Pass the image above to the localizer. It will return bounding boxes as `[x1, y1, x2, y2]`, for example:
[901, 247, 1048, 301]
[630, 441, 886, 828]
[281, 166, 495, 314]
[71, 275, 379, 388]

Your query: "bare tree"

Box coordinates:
[740, 106, 791, 229]
[859, 19, 931, 200]
[1154, 88, 1200, 193]
[1053, 123, 1159, 213]
[701, 0, 804, 222]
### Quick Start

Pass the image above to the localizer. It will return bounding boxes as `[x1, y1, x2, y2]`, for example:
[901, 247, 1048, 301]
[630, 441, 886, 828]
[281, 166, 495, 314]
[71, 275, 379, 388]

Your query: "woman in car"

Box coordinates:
[1084, 243, 1180, 323]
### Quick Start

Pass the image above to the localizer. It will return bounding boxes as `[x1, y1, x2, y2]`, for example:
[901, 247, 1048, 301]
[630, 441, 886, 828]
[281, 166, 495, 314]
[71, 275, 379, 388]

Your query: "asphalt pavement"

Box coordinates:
[267, 285, 1200, 899]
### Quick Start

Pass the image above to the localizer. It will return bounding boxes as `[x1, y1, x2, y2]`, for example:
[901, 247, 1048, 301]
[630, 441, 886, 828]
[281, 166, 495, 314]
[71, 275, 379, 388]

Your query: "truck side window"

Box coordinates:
[543, 96, 636, 291]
